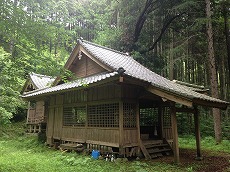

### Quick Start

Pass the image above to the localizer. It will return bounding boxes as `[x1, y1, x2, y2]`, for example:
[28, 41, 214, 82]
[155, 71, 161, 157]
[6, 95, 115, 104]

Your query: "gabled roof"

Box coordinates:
[29, 73, 55, 89]
[22, 72, 117, 97]
[21, 73, 55, 93]
[22, 39, 229, 109]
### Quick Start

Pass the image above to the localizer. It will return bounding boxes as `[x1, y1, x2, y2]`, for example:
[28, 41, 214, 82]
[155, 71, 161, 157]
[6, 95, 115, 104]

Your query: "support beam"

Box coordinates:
[136, 102, 141, 146]
[158, 105, 163, 139]
[26, 101, 30, 123]
[119, 101, 124, 155]
[171, 104, 179, 163]
[194, 106, 202, 160]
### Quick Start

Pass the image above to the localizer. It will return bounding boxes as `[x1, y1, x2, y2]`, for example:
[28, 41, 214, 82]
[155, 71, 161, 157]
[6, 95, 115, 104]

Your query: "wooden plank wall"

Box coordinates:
[46, 108, 54, 145]
[70, 54, 106, 78]
[123, 129, 138, 146]
[53, 107, 63, 139]
[46, 83, 141, 148]
[35, 101, 45, 122]
[53, 95, 63, 139]
[62, 127, 86, 142]
[86, 128, 119, 145]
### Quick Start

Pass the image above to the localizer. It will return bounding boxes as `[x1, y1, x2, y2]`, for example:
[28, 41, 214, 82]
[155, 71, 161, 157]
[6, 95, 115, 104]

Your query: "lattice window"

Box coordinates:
[123, 103, 136, 128]
[163, 107, 171, 127]
[63, 106, 86, 126]
[88, 103, 119, 127]
[140, 108, 158, 126]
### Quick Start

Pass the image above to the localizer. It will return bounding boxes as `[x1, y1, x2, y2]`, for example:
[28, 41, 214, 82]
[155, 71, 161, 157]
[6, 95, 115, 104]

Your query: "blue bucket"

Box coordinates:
[92, 150, 100, 159]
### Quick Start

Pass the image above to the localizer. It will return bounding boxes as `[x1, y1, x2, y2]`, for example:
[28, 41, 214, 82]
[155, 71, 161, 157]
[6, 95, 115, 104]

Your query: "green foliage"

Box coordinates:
[0, 0, 229, 143]
[0, 107, 12, 125]
[0, 47, 24, 125]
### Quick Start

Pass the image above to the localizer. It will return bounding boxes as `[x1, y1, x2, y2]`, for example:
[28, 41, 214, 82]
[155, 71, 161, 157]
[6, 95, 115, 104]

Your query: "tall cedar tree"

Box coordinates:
[205, 0, 222, 143]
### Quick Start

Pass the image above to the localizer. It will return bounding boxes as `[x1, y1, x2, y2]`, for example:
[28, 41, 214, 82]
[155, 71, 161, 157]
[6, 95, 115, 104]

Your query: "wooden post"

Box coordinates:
[158, 105, 163, 139]
[119, 101, 124, 155]
[136, 102, 141, 156]
[26, 101, 30, 123]
[171, 104, 179, 163]
[194, 106, 202, 160]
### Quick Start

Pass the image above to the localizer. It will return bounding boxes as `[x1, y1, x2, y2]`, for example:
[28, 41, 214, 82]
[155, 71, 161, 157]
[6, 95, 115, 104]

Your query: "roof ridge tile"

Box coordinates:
[78, 39, 130, 57]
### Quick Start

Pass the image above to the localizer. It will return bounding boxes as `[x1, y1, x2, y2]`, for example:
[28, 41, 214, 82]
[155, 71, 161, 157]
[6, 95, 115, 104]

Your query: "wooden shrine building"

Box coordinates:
[21, 39, 229, 162]
[22, 73, 54, 133]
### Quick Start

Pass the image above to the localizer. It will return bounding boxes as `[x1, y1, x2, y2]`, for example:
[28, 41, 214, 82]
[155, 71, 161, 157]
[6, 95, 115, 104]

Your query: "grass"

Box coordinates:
[179, 135, 230, 154]
[0, 135, 185, 172]
[0, 122, 229, 172]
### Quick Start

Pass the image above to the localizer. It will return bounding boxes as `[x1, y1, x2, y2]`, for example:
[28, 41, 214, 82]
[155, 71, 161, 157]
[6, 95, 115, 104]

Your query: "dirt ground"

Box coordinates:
[152, 148, 230, 172]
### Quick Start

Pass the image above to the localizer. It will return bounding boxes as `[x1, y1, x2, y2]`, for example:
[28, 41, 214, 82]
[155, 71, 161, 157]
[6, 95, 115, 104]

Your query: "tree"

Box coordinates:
[0, 47, 24, 125]
[205, 0, 222, 143]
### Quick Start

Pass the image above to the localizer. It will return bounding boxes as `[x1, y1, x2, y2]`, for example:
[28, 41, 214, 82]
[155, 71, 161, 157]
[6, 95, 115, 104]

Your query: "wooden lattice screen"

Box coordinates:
[162, 106, 173, 140]
[88, 103, 119, 127]
[63, 106, 86, 126]
[139, 108, 158, 126]
[123, 103, 136, 128]
[163, 107, 171, 127]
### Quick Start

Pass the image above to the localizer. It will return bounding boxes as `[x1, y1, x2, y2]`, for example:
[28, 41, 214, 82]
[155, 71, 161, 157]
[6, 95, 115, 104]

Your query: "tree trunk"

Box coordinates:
[222, 3, 230, 78]
[205, 0, 222, 143]
[169, 29, 174, 80]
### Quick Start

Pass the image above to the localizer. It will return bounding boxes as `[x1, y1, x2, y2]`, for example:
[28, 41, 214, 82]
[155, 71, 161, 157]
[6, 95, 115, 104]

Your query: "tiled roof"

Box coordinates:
[22, 39, 229, 107]
[80, 40, 229, 105]
[172, 80, 209, 92]
[30, 73, 55, 89]
[22, 72, 117, 97]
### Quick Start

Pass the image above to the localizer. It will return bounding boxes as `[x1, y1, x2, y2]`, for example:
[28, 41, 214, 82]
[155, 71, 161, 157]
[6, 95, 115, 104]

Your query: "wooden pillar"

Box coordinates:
[26, 101, 31, 123]
[194, 106, 202, 160]
[158, 105, 163, 139]
[136, 102, 141, 155]
[119, 101, 124, 155]
[171, 104, 179, 163]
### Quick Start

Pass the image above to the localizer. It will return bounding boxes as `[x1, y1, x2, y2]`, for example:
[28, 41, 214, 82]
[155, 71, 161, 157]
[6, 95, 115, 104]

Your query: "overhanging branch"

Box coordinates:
[142, 12, 185, 54]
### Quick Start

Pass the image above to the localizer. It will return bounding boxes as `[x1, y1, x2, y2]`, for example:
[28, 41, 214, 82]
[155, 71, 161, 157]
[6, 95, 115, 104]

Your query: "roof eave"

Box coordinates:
[147, 86, 194, 107]
[22, 74, 120, 100]
[193, 98, 230, 110]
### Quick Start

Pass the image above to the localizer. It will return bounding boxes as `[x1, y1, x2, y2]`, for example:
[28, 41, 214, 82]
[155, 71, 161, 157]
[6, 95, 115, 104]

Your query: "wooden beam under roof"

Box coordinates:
[147, 86, 193, 107]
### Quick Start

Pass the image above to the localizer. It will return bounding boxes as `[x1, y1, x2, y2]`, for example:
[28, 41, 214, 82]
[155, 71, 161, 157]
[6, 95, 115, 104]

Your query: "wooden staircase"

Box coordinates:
[140, 139, 172, 159]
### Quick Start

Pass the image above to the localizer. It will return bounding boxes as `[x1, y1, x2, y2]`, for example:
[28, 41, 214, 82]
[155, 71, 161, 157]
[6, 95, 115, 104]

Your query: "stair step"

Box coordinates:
[143, 140, 163, 146]
[140, 139, 172, 159]
[148, 148, 171, 154]
[151, 153, 163, 158]
[145, 144, 168, 149]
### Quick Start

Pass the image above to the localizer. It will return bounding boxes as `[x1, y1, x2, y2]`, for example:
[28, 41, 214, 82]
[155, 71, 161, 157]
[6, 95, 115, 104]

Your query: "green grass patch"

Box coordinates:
[179, 136, 230, 153]
[0, 122, 229, 172]
[0, 135, 185, 172]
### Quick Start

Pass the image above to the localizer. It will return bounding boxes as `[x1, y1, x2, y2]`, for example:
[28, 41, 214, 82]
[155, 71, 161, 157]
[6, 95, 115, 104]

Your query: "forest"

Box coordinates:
[0, 0, 229, 142]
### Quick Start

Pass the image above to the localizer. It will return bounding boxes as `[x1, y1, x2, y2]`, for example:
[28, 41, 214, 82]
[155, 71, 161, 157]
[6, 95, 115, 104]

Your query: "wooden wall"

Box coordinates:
[35, 101, 45, 120]
[123, 129, 138, 146]
[69, 54, 106, 78]
[46, 83, 141, 146]
[27, 100, 45, 124]
[45, 81, 173, 149]
[46, 84, 124, 146]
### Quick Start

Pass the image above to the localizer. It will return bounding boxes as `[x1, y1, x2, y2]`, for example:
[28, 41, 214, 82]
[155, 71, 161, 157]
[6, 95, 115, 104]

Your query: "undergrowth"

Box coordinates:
[0, 135, 185, 172]
[0, 122, 229, 172]
[179, 135, 230, 153]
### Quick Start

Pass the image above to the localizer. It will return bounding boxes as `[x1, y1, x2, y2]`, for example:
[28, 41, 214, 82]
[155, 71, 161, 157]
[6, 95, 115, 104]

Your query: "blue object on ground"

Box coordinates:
[92, 150, 100, 159]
